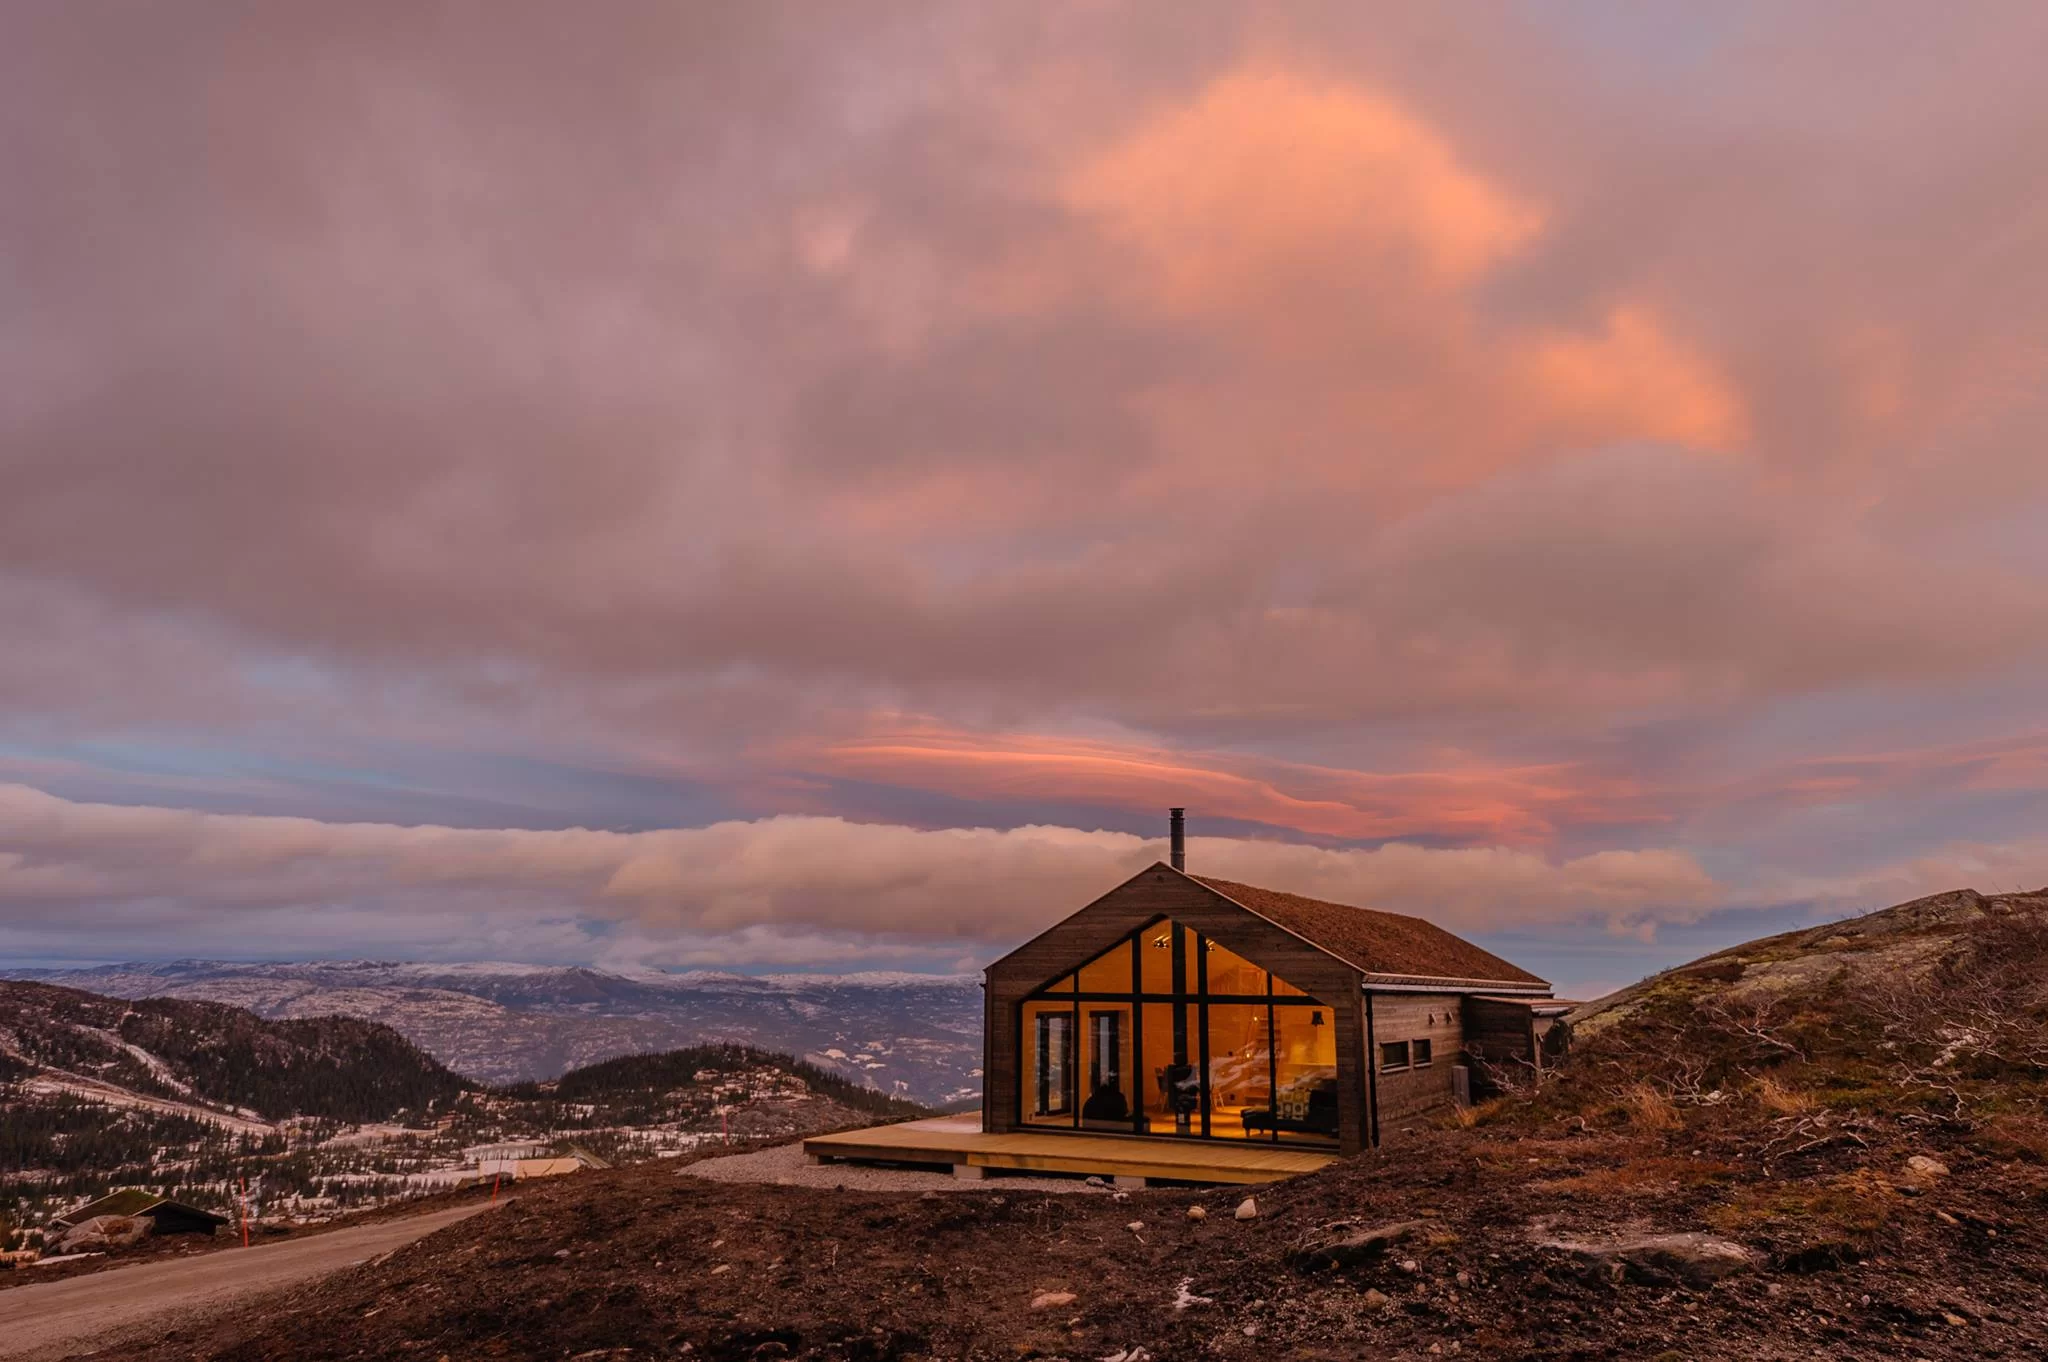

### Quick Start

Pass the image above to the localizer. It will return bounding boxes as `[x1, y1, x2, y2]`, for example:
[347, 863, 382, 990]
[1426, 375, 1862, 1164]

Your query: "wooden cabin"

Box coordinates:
[981, 831, 1555, 1159]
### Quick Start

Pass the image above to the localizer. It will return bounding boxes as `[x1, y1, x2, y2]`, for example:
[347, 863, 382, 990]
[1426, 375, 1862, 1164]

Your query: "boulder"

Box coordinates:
[1030, 1290, 1076, 1310]
[1536, 1232, 1753, 1287]
[1234, 1197, 1258, 1221]
[1287, 1219, 1427, 1273]
[1904, 1155, 1950, 1179]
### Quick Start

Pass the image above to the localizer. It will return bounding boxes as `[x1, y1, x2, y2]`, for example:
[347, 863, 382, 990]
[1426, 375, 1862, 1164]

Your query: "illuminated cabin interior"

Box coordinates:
[982, 812, 1558, 1157]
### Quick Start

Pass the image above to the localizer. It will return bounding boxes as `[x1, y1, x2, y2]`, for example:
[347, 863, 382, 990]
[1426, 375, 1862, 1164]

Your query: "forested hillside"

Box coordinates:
[535, 1042, 925, 1119]
[0, 981, 464, 1122]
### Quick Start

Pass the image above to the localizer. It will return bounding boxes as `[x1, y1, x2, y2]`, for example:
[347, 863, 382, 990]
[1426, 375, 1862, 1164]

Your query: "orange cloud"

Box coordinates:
[790, 719, 1668, 846]
[1067, 67, 1543, 313]
[1512, 305, 1749, 451]
[1051, 62, 1750, 510]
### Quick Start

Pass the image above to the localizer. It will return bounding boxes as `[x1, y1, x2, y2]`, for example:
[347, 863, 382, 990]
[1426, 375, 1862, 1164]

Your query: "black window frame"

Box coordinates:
[1379, 1039, 1411, 1072]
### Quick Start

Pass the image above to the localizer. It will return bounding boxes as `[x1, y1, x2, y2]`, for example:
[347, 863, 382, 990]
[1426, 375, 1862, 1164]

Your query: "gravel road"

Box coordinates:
[0, 1200, 503, 1360]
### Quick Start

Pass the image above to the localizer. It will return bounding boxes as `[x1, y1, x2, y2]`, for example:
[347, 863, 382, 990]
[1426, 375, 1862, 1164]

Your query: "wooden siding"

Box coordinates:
[1367, 992, 1465, 1127]
[1463, 996, 1540, 1076]
[984, 865, 1368, 1155]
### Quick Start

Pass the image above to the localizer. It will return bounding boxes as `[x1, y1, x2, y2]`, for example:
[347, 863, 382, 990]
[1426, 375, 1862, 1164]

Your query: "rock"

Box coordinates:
[1535, 1232, 1753, 1288]
[1361, 1288, 1392, 1309]
[1935, 1210, 1960, 1226]
[1126, 1220, 1146, 1233]
[1942, 1312, 1967, 1327]
[1397, 1259, 1420, 1275]
[1454, 1271, 1470, 1286]
[1235, 1197, 1258, 1221]
[1186, 1206, 1207, 1221]
[1288, 1219, 1428, 1273]
[709, 1263, 732, 1275]
[1085, 1176, 1107, 1187]
[1905, 1155, 1950, 1179]
[1031, 1291, 1077, 1310]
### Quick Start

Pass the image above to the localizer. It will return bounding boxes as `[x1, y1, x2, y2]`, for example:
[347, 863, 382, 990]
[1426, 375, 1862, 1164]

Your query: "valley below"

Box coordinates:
[4, 961, 984, 1106]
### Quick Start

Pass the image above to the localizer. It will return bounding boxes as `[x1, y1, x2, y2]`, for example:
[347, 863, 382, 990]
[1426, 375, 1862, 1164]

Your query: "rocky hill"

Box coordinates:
[5, 961, 982, 1106]
[104, 885, 2048, 1361]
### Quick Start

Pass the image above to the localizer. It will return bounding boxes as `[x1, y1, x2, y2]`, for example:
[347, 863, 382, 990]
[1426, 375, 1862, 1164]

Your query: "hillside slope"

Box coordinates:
[6, 961, 983, 1104]
[106, 886, 2048, 1361]
[0, 980, 464, 1125]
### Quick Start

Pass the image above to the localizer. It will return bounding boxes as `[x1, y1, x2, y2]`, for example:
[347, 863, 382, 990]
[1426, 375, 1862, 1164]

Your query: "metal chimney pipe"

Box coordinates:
[1169, 807, 1185, 871]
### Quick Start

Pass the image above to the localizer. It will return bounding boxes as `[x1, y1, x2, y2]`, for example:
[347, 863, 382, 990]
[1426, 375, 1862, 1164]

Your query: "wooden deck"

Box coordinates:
[802, 1116, 1337, 1186]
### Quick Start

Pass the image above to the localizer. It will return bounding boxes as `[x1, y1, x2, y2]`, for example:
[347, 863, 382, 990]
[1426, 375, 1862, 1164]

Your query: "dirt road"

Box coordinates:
[0, 1201, 501, 1360]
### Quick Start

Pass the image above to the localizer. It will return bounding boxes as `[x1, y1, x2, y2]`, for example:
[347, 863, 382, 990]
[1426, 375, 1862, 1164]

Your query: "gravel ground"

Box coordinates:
[680, 1140, 1109, 1194]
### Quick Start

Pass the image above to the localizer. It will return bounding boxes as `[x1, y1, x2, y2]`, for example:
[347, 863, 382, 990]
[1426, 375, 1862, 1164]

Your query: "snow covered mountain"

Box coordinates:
[5, 960, 984, 1106]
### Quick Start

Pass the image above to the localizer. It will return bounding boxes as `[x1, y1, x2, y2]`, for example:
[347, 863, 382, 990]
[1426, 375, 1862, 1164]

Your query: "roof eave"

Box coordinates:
[1360, 974, 1553, 994]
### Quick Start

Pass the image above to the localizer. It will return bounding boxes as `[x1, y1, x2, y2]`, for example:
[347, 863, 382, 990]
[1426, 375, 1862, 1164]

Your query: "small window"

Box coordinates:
[1412, 1039, 1433, 1068]
[1379, 1040, 1410, 1072]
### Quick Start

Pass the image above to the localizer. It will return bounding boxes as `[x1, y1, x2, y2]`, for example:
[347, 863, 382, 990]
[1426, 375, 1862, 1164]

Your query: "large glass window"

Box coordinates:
[1080, 1004, 1135, 1129]
[1022, 1000, 1076, 1126]
[1205, 941, 1267, 996]
[1078, 939, 1133, 993]
[1271, 1004, 1339, 1143]
[1205, 1003, 1272, 1139]
[1021, 918, 1338, 1145]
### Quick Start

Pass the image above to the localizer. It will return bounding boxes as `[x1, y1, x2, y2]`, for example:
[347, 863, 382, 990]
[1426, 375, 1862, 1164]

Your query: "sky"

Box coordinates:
[3, 2, 2046, 997]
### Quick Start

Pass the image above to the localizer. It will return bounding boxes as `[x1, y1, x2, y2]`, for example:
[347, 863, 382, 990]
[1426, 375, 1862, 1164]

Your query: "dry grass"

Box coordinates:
[1754, 1073, 1816, 1115]
[1971, 1112, 2048, 1164]
[1539, 1156, 1740, 1197]
[1619, 1082, 1682, 1131]
[1707, 1169, 1901, 1241]
[1448, 1098, 1506, 1129]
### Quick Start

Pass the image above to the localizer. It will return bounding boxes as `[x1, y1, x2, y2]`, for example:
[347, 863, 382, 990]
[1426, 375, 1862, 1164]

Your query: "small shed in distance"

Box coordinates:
[50, 1190, 227, 1237]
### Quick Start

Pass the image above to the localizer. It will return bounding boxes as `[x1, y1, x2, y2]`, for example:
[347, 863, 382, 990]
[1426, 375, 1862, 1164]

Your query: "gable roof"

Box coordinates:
[54, 1190, 227, 1226]
[1190, 874, 1549, 990]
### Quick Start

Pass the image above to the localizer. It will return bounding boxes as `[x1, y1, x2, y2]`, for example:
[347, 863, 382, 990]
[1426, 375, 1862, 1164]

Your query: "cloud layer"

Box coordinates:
[2, 3, 2046, 983]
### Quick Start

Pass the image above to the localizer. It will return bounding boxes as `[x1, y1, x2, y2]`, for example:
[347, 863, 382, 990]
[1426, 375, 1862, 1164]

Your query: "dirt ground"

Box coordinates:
[100, 1111, 2047, 1362]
